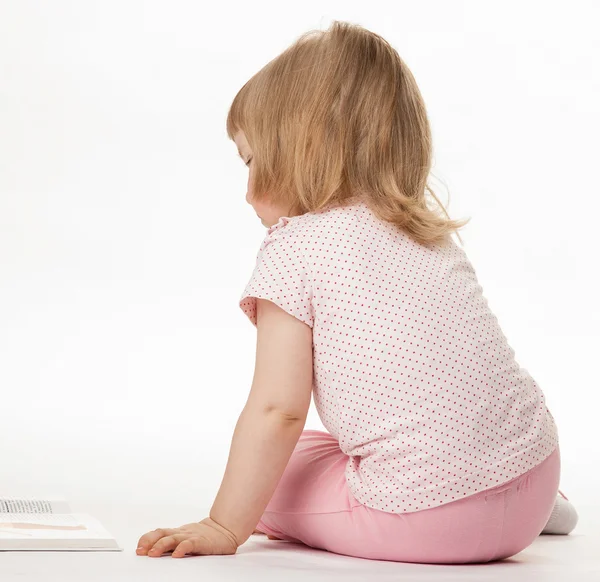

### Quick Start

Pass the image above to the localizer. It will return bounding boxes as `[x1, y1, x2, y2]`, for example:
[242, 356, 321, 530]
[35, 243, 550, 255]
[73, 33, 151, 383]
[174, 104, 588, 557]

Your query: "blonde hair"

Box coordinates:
[226, 20, 470, 247]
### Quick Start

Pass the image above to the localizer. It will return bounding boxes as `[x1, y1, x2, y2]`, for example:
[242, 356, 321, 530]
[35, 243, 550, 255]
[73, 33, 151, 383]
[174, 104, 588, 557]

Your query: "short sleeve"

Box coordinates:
[240, 233, 314, 328]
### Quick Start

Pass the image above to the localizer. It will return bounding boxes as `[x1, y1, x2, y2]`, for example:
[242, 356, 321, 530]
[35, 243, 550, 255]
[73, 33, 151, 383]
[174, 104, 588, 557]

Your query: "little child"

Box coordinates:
[136, 20, 577, 563]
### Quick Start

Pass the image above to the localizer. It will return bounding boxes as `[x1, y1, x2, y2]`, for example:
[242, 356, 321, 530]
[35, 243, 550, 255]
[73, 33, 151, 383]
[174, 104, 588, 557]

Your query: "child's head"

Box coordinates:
[227, 21, 469, 245]
[232, 128, 280, 229]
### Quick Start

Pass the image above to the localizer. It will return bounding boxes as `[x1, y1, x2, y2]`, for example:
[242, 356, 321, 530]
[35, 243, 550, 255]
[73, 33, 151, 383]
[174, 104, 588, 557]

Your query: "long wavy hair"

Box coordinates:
[226, 20, 470, 246]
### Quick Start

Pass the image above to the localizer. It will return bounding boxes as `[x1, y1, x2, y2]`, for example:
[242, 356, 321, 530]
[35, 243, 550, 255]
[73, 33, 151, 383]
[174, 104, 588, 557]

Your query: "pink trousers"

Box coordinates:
[256, 429, 561, 563]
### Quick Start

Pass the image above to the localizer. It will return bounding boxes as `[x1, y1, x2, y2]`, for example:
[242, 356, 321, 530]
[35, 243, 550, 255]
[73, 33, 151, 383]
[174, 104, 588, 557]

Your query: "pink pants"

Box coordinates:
[256, 429, 561, 563]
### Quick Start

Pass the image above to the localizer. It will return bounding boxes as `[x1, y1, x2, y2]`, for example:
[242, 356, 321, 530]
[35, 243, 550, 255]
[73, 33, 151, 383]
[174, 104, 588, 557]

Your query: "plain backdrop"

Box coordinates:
[1, 0, 599, 536]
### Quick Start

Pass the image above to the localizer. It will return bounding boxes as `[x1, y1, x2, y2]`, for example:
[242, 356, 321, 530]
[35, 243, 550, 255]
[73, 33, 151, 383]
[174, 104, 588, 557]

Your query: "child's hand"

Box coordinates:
[136, 517, 238, 558]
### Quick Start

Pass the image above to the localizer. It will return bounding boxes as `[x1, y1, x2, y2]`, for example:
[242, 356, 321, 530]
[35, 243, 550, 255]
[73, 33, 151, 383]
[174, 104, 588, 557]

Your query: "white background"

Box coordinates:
[1, 0, 598, 531]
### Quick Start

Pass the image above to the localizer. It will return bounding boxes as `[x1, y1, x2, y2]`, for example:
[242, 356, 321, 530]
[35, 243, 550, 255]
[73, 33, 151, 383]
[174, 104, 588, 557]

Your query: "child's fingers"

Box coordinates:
[136, 527, 179, 554]
[146, 533, 187, 557]
[172, 538, 195, 558]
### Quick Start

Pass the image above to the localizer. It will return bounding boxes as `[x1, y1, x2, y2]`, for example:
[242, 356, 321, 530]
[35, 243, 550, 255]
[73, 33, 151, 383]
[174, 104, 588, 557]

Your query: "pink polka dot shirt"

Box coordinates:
[239, 199, 559, 514]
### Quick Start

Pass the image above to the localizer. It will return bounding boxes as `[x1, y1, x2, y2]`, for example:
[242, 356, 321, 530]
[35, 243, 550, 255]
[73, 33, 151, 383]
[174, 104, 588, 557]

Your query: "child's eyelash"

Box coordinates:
[246, 158, 253, 167]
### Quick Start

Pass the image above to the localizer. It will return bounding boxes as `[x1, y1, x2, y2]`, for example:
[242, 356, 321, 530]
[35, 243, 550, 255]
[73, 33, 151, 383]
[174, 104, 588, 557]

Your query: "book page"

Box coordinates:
[0, 513, 112, 540]
[0, 498, 70, 514]
[0, 513, 86, 536]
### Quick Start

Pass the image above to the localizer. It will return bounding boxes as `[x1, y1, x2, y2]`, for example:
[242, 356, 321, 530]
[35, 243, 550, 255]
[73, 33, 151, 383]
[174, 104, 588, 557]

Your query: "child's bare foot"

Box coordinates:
[253, 528, 282, 540]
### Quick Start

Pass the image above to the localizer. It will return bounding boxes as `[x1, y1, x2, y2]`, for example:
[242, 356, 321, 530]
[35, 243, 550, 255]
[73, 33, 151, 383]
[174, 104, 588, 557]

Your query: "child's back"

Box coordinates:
[241, 197, 559, 514]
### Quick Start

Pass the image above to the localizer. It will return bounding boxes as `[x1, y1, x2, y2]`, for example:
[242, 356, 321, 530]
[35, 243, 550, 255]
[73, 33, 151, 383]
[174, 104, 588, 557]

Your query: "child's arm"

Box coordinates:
[209, 297, 313, 546]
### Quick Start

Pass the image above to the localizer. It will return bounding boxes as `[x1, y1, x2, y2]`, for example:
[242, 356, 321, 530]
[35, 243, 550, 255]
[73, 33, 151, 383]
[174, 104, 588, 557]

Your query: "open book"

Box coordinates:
[0, 497, 122, 551]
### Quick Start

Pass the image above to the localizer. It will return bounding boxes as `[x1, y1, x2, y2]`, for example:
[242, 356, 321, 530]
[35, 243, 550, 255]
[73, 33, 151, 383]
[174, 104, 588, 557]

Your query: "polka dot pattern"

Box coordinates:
[240, 200, 559, 514]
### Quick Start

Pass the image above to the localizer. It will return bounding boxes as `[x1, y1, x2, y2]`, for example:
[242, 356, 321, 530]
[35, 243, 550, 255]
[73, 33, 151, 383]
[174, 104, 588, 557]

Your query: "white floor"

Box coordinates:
[2, 501, 598, 582]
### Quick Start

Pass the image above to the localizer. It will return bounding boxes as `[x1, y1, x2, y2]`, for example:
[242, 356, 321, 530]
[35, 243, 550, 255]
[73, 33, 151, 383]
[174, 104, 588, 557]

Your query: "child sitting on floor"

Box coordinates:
[136, 20, 578, 563]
